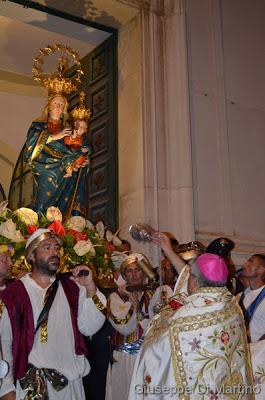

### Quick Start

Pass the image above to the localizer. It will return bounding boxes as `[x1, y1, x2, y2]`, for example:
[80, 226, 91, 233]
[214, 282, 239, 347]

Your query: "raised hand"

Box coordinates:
[151, 231, 171, 252]
[70, 265, 97, 297]
[151, 231, 186, 274]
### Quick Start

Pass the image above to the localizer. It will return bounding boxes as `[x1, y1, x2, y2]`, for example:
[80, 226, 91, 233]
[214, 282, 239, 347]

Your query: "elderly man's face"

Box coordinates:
[243, 256, 265, 279]
[0, 252, 13, 281]
[32, 238, 61, 276]
[124, 262, 145, 286]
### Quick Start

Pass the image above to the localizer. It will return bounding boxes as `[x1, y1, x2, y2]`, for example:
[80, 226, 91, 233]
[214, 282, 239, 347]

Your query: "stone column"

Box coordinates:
[140, 0, 195, 244]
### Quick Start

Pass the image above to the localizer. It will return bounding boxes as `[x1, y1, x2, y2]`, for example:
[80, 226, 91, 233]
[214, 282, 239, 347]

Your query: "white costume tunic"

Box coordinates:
[129, 284, 253, 400]
[148, 285, 174, 319]
[0, 273, 106, 399]
[105, 290, 152, 400]
[106, 267, 189, 400]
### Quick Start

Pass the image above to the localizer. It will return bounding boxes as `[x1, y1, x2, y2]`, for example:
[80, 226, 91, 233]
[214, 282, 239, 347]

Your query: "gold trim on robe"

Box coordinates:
[30, 131, 49, 163]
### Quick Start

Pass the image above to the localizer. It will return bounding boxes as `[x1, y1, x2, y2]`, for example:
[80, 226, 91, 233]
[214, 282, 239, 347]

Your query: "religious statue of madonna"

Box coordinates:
[23, 44, 91, 218]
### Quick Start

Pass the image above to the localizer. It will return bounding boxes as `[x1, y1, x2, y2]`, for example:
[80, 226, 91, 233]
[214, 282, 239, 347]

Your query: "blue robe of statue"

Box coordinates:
[24, 120, 90, 217]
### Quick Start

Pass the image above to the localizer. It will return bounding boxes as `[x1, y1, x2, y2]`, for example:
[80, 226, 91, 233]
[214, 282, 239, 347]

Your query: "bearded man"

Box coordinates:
[0, 228, 106, 400]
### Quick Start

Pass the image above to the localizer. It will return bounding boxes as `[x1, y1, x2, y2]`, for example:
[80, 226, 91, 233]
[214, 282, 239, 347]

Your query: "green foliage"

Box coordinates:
[12, 241, 26, 259]
[38, 213, 49, 227]
[11, 214, 28, 237]
[0, 235, 10, 244]
[0, 206, 116, 276]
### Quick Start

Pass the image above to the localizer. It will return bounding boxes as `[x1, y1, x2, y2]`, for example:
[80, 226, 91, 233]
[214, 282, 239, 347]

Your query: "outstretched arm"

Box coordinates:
[151, 232, 186, 275]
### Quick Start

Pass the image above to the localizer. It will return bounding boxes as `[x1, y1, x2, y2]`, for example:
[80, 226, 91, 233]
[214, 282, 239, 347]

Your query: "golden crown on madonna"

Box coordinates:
[32, 44, 84, 96]
[70, 92, 92, 121]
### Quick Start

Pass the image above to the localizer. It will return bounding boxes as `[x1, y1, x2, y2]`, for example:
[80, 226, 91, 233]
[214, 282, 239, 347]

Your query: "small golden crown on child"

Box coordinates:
[70, 92, 92, 121]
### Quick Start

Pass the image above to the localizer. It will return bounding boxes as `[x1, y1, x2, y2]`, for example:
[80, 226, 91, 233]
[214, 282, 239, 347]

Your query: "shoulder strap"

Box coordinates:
[35, 278, 59, 333]
[245, 286, 265, 323]
[239, 287, 265, 324]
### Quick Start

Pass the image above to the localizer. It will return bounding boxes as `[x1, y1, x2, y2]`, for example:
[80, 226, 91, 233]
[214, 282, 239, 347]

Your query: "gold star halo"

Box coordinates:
[32, 44, 84, 96]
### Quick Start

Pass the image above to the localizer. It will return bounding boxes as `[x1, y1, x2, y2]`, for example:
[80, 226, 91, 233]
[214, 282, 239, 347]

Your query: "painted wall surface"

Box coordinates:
[186, 0, 265, 258]
[0, 89, 45, 154]
[0, 14, 98, 76]
[0, 140, 16, 198]
[0, 86, 45, 195]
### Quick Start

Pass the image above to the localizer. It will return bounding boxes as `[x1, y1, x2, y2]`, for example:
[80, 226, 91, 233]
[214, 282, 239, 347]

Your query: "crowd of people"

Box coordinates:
[0, 228, 264, 399]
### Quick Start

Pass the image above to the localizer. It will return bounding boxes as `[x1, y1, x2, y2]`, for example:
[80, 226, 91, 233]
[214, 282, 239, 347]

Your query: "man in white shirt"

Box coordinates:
[0, 228, 106, 400]
[238, 254, 265, 399]
[239, 254, 265, 342]
[106, 253, 153, 400]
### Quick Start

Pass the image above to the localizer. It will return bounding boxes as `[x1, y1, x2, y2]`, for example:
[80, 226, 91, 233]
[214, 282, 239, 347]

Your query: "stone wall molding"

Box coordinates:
[140, 5, 195, 243]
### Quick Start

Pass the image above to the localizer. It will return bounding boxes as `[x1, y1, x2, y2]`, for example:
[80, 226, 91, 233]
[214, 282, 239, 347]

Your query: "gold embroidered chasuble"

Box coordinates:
[128, 286, 254, 400]
[250, 339, 265, 399]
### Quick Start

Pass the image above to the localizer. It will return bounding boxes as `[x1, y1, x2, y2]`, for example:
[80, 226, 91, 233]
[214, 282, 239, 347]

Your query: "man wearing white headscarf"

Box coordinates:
[106, 253, 154, 400]
[0, 228, 106, 400]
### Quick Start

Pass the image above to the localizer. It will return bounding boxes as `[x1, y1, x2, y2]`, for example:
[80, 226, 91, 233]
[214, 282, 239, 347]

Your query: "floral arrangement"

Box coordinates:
[0, 201, 123, 284]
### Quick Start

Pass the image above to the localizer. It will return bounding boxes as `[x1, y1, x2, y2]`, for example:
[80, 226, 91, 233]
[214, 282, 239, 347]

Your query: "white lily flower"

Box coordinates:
[0, 219, 24, 242]
[74, 239, 95, 256]
[96, 221, 105, 239]
[106, 229, 113, 242]
[85, 220, 95, 230]
[106, 229, 122, 246]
